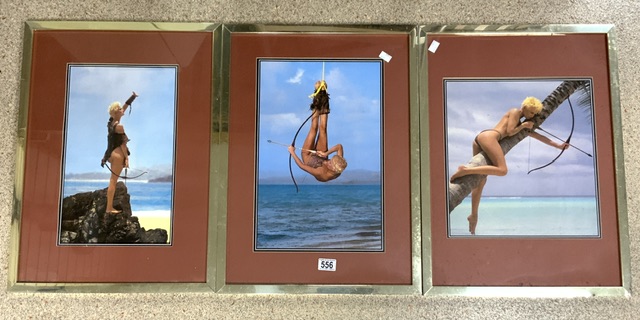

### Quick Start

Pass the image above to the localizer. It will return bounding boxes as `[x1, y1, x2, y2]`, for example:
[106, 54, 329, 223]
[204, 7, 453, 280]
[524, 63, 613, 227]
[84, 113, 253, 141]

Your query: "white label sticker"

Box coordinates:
[379, 51, 392, 62]
[318, 258, 337, 272]
[428, 40, 440, 53]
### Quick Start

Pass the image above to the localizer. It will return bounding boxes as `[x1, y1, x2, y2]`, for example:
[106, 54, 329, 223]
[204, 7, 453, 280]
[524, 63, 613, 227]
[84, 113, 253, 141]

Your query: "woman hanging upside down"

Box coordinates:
[288, 80, 347, 182]
[449, 97, 569, 235]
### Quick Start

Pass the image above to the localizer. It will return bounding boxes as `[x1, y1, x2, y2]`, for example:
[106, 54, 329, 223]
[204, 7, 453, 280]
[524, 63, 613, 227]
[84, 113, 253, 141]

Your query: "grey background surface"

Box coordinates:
[0, 1, 637, 319]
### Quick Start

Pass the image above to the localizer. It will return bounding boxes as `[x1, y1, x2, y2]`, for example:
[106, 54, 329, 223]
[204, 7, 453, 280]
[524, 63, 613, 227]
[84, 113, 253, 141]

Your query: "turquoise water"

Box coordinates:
[449, 196, 600, 237]
[63, 180, 172, 212]
[256, 184, 383, 251]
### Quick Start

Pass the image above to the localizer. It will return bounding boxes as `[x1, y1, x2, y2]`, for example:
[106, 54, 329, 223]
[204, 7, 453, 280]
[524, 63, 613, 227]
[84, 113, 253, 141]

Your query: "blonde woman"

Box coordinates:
[101, 92, 137, 214]
[450, 97, 568, 234]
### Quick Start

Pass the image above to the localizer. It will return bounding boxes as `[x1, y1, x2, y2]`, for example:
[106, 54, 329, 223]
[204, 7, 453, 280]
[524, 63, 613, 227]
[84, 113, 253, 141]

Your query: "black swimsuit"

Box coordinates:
[101, 120, 130, 167]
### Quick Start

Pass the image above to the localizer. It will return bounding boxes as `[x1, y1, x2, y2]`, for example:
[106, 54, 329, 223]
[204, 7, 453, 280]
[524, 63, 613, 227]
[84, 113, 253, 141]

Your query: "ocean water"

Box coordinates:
[62, 180, 172, 217]
[449, 196, 600, 237]
[256, 184, 383, 251]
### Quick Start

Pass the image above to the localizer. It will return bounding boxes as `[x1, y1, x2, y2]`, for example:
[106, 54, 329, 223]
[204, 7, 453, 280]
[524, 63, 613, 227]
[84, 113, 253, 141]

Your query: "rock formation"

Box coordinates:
[60, 181, 168, 244]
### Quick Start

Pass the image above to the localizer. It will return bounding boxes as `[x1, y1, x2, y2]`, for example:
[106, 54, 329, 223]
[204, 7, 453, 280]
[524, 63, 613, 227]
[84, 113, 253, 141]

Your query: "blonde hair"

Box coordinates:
[331, 155, 347, 174]
[108, 101, 122, 116]
[521, 97, 543, 114]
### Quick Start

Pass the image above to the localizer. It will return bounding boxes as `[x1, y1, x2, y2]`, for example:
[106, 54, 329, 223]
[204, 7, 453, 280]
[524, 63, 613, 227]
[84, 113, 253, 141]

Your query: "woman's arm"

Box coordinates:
[530, 131, 569, 150]
[115, 123, 130, 167]
[122, 150, 129, 168]
[505, 108, 534, 136]
[288, 146, 322, 176]
[318, 143, 343, 158]
[122, 91, 138, 114]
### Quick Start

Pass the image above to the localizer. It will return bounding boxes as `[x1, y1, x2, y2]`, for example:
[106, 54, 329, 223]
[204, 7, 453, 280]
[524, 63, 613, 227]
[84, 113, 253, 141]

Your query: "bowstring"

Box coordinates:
[527, 136, 531, 173]
[527, 97, 575, 174]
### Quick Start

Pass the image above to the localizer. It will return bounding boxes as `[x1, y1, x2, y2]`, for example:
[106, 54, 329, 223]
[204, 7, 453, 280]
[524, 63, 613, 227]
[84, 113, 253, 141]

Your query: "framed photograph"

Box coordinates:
[422, 25, 630, 295]
[10, 22, 217, 289]
[60, 64, 177, 245]
[445, 79, 599, 238]
[255, 59, 384, 252]
[218, 25, 421, 293]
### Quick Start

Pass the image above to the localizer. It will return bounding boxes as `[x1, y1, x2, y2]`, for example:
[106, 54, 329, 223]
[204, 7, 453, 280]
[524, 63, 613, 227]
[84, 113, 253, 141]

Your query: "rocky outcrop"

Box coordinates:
[60, 181, 168, 244]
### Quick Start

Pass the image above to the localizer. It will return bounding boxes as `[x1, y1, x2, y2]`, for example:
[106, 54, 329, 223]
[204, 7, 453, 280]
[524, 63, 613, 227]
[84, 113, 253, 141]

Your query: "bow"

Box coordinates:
[289, 112, 315, 193]
[527, 97, 575, 174]
[103, 162, 148, 180]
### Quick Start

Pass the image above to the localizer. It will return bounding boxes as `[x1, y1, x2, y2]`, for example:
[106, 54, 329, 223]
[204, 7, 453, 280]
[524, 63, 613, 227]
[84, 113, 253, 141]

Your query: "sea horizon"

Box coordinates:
[474, 194, 597, 199]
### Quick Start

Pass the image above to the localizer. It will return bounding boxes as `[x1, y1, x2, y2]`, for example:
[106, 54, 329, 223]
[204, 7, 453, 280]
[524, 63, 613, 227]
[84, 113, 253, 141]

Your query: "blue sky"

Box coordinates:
[257, 60, 382, 180]
[446, 79, 597, 197]
[63, 65, 177, 175]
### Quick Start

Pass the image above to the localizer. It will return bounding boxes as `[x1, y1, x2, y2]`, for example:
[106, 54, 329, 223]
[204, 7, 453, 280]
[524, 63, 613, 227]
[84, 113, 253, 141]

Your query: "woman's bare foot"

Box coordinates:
[467, 214, 478, 235]
[450, 165, 469, 182]
[106, 209, 122, 214]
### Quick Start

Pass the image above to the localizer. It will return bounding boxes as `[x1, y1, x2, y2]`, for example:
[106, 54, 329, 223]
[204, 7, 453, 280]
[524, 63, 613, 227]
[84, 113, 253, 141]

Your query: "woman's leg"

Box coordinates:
[468, 176, 486, 235]
[300, 111, 319, 164]
[106, 150, 124, 213]
[467, 141, 485, 234]
[315, 113, 329, 153]
[450, 132, 507, 181]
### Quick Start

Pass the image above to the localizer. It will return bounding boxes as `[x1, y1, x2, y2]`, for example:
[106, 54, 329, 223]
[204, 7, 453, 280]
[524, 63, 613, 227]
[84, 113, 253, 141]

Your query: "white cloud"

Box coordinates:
[69, 66, 166, 102]
[287, 69, 305, 84]
[261, 113, 302, 134]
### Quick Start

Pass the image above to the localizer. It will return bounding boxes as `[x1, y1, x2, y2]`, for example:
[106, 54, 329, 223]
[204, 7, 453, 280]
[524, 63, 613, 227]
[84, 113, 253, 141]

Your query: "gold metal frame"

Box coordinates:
[419, 24, 630, 297]
[10, 22, 626, 296]
[8, 21, 220, 293]
[213, 24, 422, 295]
[10, 22, 422, 295]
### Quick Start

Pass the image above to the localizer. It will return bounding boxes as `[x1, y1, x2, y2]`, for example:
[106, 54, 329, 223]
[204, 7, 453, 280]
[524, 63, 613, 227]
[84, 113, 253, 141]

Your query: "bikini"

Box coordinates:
[474, 118, 528, 147]
[305, 153, 328, 168]
[474, 129, 503, 146]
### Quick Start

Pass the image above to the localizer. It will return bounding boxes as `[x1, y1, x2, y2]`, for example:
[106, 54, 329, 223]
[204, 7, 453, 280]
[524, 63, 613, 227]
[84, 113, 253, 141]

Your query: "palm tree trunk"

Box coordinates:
[448, 80, 589, 213]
